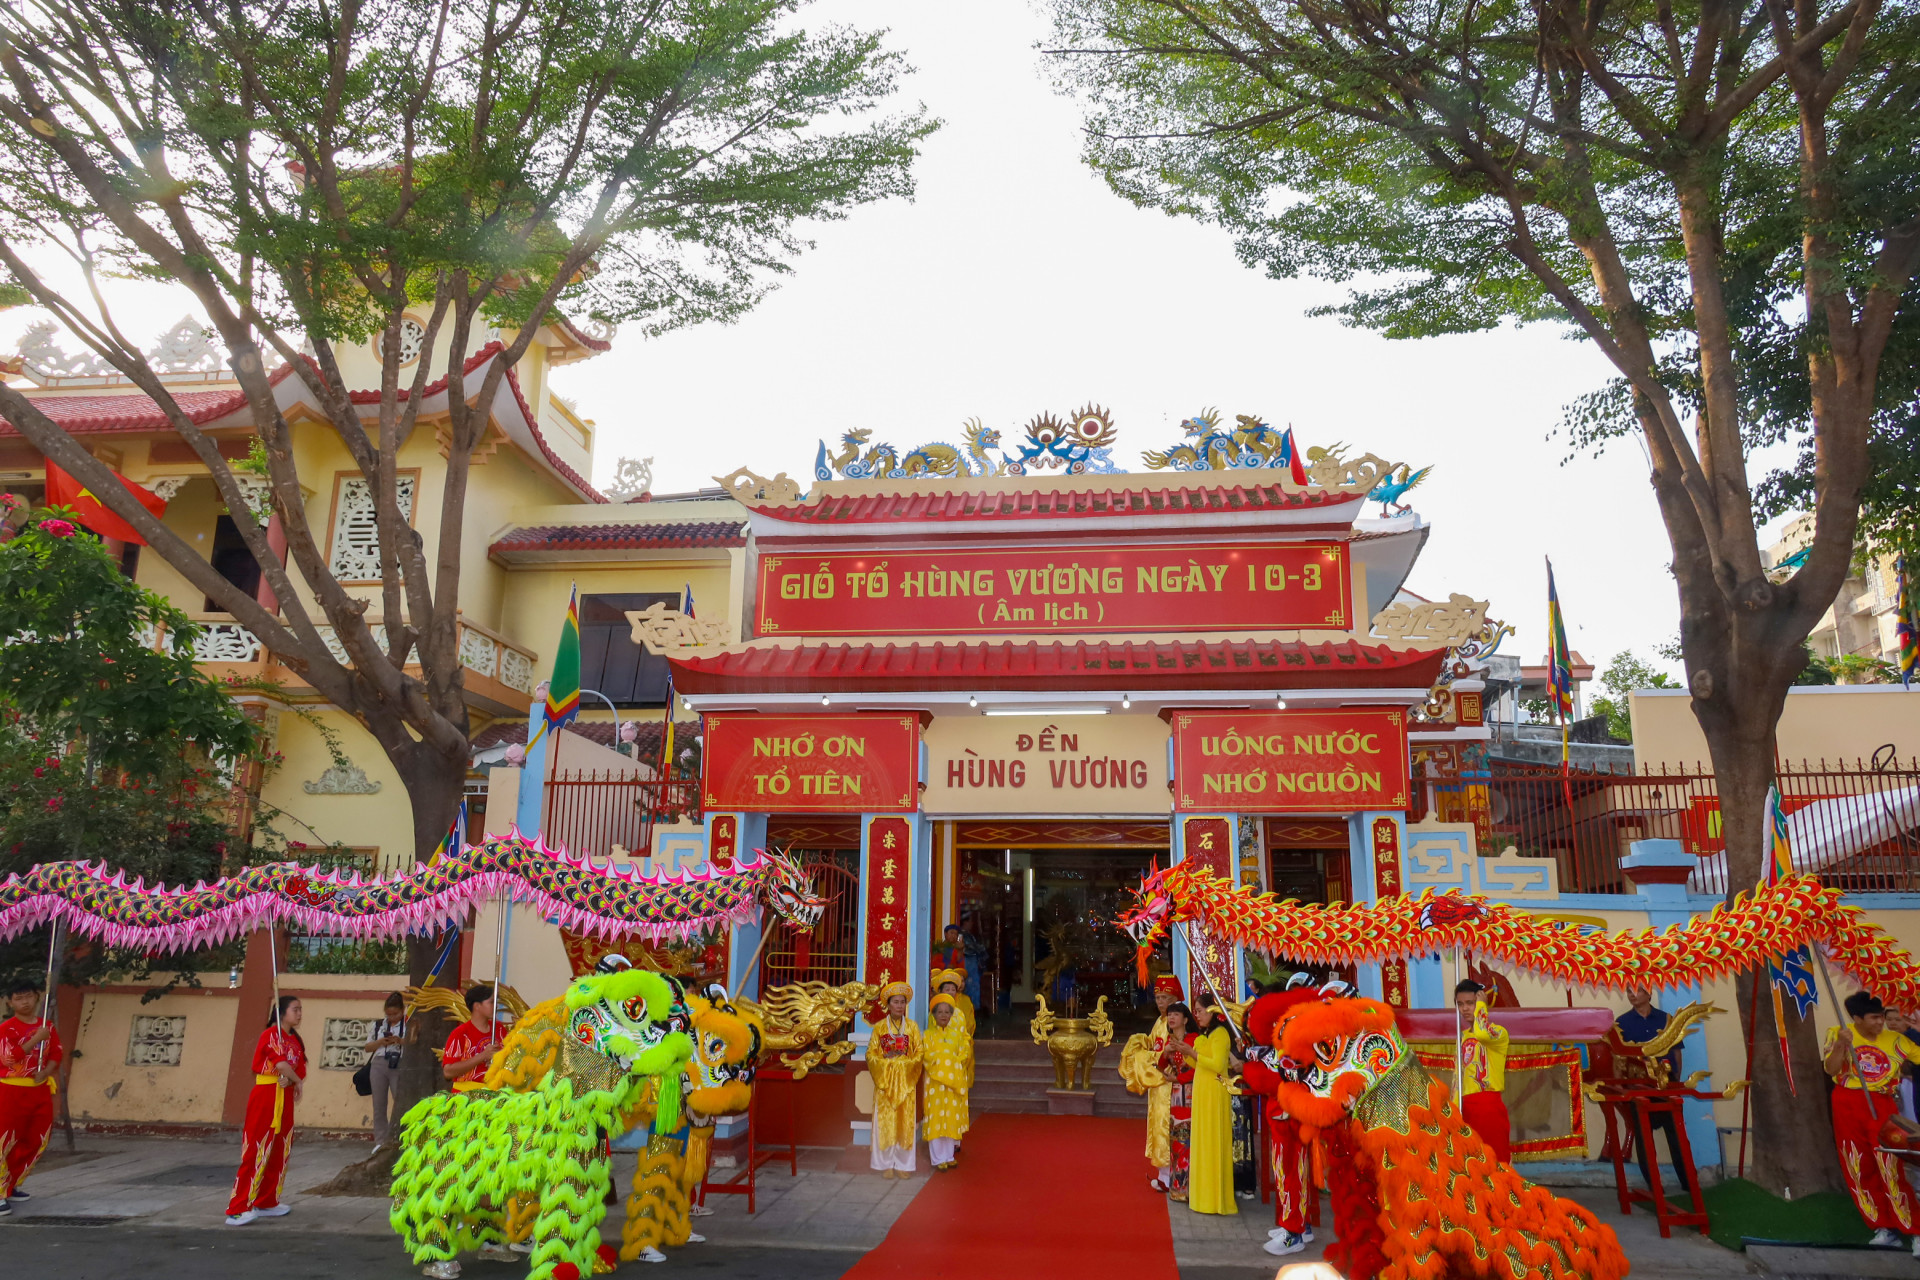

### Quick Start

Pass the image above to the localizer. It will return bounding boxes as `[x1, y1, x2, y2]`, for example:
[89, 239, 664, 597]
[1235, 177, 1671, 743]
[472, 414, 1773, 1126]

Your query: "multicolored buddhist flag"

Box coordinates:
[1544, 558, 1575, 722]
[1898, 557, 1916, 690]
[1761, 785, 1817, 1093]
[428, 798, 467, 866]
[542, 585, 582, 739]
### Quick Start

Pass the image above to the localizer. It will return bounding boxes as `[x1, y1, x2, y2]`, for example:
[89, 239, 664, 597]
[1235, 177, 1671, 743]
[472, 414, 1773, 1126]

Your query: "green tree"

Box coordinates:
[0, 0, 932, 862]
[1044, 0, 1919, 1194]
[1590, 651, 1680, 742]
[0, 514, 259, 990]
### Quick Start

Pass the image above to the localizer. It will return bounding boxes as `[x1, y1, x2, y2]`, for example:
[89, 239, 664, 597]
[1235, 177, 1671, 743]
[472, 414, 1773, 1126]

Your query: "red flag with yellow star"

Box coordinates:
[45, 461, 167, 544]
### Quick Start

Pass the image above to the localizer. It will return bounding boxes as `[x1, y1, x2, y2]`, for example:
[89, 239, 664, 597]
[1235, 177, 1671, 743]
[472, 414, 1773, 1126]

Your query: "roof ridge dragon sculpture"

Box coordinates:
[1116, 863, 1920, 1006]
[813, 405, 1121, 480]
[0, 833, 828, 951]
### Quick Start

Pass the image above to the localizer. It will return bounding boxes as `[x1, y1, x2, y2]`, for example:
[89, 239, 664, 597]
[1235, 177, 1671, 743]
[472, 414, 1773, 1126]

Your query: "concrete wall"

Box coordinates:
[66, 972, 407, 1131]
[1632, 685, 1920, 768]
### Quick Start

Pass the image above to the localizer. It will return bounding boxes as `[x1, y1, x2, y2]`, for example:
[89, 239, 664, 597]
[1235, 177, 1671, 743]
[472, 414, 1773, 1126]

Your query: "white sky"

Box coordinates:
[3, 0, 1813, 682]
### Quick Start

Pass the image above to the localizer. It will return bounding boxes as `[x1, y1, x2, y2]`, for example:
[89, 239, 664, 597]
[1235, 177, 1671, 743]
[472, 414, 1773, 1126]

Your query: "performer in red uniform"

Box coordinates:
[225, 996, 307, 1225]
[1825, 991, 1920, 1248]
[0, 979, 63, 1215]
[440, 984, 508, 1092]
[1240, 979, 1323, 1258]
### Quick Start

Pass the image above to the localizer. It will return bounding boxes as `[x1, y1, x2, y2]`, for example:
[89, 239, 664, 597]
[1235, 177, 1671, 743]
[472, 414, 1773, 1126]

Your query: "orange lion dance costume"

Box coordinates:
[1270, 993, 1628, 1280]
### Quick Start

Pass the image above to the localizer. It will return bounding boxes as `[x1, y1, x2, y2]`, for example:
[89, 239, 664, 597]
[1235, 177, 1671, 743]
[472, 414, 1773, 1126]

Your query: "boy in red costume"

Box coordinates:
[0, 979, 62, 1216]
[1239, 975, 1325, 1258]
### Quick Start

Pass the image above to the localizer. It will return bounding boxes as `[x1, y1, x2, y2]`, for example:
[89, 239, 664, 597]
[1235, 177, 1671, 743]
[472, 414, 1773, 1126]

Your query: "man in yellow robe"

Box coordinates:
[931, 967, 976, 1034]
[868, 981, 923, 1178]
[1119, 973, 1183, 1191]
[924, 994, 973, 1170]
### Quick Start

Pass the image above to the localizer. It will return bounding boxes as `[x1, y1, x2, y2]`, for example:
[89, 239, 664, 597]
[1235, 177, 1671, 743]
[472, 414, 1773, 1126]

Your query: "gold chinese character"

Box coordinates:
[877, 967, 891, 985]
[883, 857, 897, 879]
[879, 940, 895, 959]
[881, 886, 896, 905]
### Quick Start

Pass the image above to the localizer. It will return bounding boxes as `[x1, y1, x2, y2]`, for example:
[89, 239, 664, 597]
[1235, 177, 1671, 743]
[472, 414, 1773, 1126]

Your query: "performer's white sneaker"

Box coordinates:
[1302, 1226, 1315, 1243]
[254, 1205, 290, 1218]
[508, 1242, 531, 1255]
[476, 1244, 515, 1262]
[423, 1263, 462, 1279]
[1268, 1228, 1288, 1238]
[689, 1202, 714, 1216]
[687, 1233, 706, 1244]
[1263, 1232, 1308, 1257]
[638, 1247, 667, 1263]
[224, 1210, 257, 1226]
[1871, 1228, 1902, 1248]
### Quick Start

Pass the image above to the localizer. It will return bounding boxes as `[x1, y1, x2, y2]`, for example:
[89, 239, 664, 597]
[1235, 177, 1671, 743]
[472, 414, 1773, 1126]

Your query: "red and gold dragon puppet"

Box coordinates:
[1268, 990, 1629, 1280]
[1116, 862, 1920, 1006]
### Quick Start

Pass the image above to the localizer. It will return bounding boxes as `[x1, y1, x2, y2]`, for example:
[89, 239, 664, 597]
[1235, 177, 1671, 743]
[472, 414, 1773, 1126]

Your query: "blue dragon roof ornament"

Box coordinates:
[813, 406, 1122, 481]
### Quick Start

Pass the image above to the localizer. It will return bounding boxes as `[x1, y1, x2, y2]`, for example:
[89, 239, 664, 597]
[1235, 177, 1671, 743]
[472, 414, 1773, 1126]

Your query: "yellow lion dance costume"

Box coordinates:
[485, 984, 761, 1268]
[1268, 994, 1628, 1280]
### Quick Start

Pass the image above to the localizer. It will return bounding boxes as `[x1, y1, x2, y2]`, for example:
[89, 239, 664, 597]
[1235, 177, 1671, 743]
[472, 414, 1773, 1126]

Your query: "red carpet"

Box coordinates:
[842, 1113, 1180, 1279]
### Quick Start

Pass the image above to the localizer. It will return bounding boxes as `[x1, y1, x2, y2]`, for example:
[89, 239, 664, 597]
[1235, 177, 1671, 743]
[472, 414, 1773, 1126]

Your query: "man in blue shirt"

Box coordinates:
[1615, 988, 1698, 1201]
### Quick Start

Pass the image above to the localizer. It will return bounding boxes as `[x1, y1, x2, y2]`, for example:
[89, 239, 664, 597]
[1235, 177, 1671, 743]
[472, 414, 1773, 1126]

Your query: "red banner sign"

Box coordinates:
[1182, 817, 1237, 1003]
[702, 714, 919, 813]
[863, 817, 913, 998]
[1170, 708, 1410, 813]
[1371, 817, 1408, 1006]
[755, 541, 1351, 638]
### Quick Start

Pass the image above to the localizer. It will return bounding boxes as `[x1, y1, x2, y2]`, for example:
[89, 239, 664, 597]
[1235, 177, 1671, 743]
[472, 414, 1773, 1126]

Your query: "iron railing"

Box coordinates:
[541, 770, 699, 858]
[1411, 758, 1920, 895]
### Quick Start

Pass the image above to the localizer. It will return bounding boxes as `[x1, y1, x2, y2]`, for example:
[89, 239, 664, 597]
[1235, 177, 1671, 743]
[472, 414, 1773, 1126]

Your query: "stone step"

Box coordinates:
[972, 1096, 1049, 1115]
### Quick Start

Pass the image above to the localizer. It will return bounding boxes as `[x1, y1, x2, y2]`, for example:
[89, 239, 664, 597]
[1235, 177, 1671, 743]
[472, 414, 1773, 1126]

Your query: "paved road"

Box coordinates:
[0, 1225, 865, 1280]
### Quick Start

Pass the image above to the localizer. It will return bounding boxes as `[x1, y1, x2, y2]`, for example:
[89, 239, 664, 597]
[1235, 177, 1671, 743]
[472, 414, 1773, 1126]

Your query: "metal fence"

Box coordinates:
[542, 770, 700, 858]
[1411, 757, 1920, 895]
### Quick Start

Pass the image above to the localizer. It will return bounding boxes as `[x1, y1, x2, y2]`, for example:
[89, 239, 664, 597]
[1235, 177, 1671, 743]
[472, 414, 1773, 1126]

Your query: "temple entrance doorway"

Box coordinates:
[953, 820, 1170, 1043]
[1265, 818, 1352, 907]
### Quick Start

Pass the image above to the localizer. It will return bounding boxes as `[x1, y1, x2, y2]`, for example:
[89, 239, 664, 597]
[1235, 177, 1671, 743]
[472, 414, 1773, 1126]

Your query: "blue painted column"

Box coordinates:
[1169, 812, 1241, 1002]
[1620, 840, 1724, 1167]
[1347, 809, 1408, 1002]
[723, 811, 770, 998]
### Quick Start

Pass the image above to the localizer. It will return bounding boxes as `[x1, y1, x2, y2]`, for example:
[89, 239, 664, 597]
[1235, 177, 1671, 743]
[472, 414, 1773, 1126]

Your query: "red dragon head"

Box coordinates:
[1114, 860, 1178, 983]
[1417, 892, 1491, 932]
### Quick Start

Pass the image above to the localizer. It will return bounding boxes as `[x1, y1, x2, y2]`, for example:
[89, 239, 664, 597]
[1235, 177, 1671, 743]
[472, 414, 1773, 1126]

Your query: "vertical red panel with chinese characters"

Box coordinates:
[709, 814, 737, 871]
[1182, 817, 1235, 1003]
[862, 818, 913, 1003]
[1371, 816, 1409, 1007]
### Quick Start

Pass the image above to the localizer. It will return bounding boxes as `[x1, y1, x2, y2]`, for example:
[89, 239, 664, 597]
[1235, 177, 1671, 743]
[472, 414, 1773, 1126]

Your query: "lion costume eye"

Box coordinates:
[1315, 1038, 1343, 1067]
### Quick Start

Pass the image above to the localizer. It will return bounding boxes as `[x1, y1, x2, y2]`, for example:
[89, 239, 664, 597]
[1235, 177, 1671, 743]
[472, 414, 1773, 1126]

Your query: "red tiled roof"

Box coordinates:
[752, 481, 1357, 526]
[2, 341, 606, 503]
[668, 637, 1445, 694]
[0, 387, 252, 435]
[490, 520, 745, 555]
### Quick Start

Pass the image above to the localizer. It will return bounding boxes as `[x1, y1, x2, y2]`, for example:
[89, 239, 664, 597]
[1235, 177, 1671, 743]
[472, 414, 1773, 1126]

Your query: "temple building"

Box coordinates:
[6, 322, 1919, 1182]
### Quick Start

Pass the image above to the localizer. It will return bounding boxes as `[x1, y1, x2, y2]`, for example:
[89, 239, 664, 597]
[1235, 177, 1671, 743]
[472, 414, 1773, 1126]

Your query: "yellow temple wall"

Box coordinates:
[1631, 686, 1920, 768]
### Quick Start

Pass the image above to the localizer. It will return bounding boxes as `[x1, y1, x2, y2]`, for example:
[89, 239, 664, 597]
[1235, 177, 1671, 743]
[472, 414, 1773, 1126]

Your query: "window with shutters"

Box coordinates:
[579, 592, 677, 706]
[329, 473, 417, 581]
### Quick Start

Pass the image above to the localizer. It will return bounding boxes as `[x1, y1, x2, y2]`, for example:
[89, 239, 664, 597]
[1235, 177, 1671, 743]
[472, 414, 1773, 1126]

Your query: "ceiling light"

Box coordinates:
[1121, 694, 1131, 709]
[968, 695, 977, 708]
[1275, 696, 1288, 709]
[982, 706, 1108, 717]
[820, 695, 831, 707]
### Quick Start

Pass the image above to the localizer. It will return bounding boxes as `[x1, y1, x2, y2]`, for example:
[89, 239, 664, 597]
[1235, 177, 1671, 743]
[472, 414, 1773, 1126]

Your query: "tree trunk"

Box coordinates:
[1691, 626, 1842, 1195]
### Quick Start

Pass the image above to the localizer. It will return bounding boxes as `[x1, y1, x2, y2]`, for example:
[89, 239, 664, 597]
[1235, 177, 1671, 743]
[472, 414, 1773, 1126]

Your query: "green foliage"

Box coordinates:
[1589, 651, 1680, 742]
[1791, 644, 1838, 686]
[1815, 653, 1900, 685]
[0, 515, 257, 774]
[0, 516, 266, 990]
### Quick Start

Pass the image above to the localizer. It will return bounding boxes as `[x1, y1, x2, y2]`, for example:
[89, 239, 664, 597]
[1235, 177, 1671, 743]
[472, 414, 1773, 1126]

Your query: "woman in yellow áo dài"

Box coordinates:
[869, 981, 923, 1178]
[924, 995, 973, 1170]
[1185, 996, 1239, 1216]
[930, 967, 975, 1034]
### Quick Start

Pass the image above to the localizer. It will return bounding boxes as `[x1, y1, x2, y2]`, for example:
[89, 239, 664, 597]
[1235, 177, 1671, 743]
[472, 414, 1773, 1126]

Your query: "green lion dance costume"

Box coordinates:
[480, 973, 763, 1267]
[389, 968, 693, 1280]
